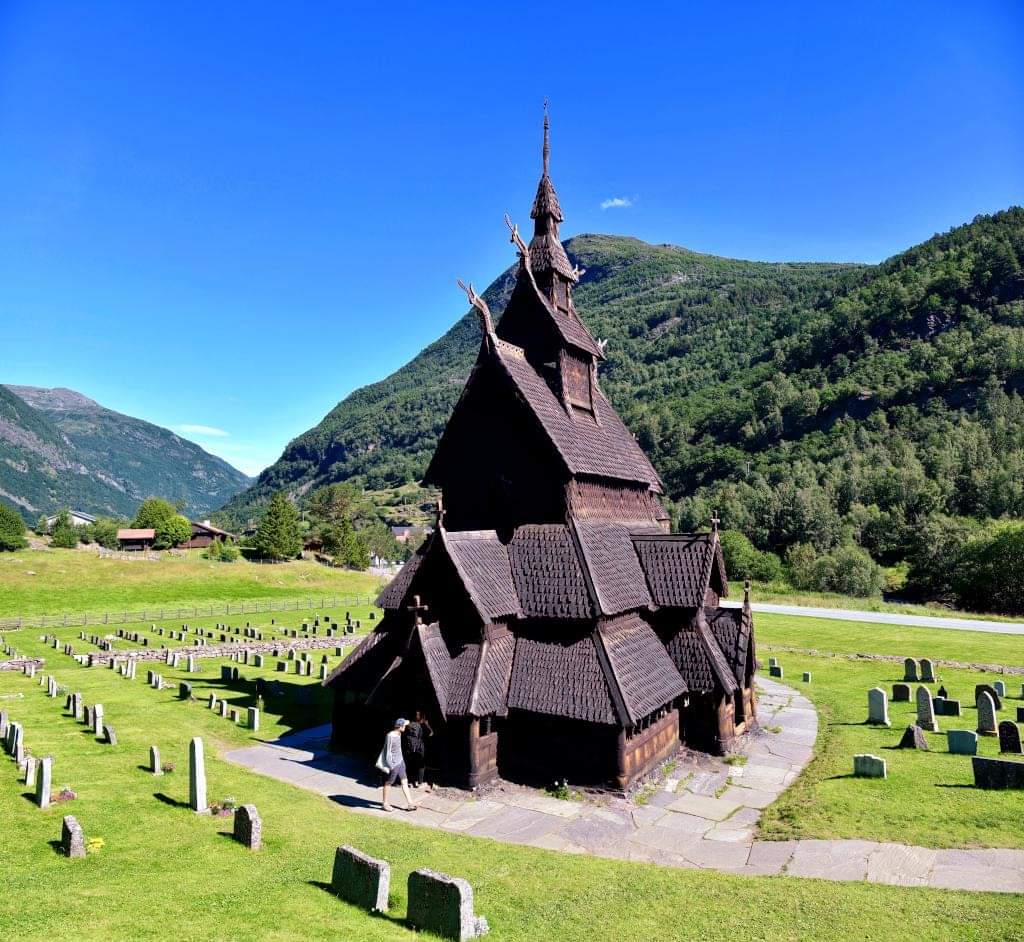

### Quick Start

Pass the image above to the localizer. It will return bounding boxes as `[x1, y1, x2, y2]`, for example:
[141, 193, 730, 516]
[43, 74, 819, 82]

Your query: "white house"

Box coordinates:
[45, 510, 95, 529]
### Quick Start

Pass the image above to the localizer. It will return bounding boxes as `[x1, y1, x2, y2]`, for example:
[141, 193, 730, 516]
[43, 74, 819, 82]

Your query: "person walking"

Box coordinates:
[403, 710, 433, 790]
[377, 718, 417, 812]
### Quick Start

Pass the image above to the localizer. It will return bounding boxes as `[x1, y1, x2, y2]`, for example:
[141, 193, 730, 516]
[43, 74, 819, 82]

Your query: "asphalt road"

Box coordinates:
[720, 600, 1024, 636]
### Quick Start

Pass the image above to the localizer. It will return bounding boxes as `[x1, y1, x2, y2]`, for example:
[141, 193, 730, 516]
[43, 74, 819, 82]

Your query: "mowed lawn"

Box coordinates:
[757, 613, 1024, 848]
[0, 549, 383, 617]
[2, 618, 1023, 940]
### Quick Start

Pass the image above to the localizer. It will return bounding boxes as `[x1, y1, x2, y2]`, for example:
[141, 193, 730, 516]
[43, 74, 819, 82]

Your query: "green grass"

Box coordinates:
[757, 612, 1024, 668]
[3, 618, 1023, 940]
[0, 549, 384, 618]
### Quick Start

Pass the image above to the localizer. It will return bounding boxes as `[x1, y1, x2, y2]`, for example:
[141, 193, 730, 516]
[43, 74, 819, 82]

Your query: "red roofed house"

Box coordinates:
[117, 528, 156, 551]
[325, 115, 756, 792]
[183, 520, 237, 549]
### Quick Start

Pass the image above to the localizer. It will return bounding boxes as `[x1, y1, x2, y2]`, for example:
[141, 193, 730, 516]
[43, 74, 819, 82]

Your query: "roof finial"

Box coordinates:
[710, 511, 721, 533]
[542, 98, 550, 176]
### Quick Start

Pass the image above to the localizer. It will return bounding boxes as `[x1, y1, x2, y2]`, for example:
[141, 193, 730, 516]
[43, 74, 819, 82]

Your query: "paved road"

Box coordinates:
[722, 601, 1024, 636]
[225, 678, 1024, 893]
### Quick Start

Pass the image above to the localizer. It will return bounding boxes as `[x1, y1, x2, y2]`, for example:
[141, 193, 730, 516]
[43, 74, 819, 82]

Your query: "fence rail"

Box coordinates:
[0, 594, 378, 631]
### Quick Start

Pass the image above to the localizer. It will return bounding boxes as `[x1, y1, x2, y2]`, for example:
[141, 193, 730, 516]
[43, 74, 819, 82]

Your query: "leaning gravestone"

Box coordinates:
[919, 658, 936, 682]
[903, 658, 918, 682]
[233, 804, 262, 850]
[867, 688, 890, 726]
[898, 724, 929, 750]
[916, 686, 938, 733]
[977, 691, 998, 736]
[332, 844, 390, 912]
[891, 683, 911, 703]
[189, 737, 207, 813]
[62, 815, 85, 858]
[975, 684, 1002, 711]
[407, 868, 489, 940]
[998, 721, 1022, 754]
[35, 756, 53, 809]
[853, 754, 887, 778]
[972, 756, 1024, 790]
[948, 729, 978, 755]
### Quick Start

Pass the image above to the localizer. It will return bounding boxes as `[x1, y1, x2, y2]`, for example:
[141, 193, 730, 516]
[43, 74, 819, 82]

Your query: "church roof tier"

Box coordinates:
[443, 530, 521, 622]
[632, 532, 728, 608]
[663, 609, 739, 696]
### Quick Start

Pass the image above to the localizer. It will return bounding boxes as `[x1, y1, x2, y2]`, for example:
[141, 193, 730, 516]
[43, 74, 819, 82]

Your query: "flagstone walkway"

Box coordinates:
[225, 677, 1024, 893]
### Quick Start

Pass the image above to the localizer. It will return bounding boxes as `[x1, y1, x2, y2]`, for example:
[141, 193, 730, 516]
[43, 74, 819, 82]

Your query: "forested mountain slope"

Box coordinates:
[219, 236, 860, 525]
[0, 385, 252, 519]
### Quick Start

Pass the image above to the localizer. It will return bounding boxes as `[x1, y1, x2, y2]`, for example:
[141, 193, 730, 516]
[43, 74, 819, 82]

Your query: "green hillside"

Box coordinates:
[0, 385, 252, 520]
[219, 208, 1024, 607]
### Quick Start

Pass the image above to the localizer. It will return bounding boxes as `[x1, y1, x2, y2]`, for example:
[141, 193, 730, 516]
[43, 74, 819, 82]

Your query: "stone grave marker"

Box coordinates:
[220, 665, 232, 681]
[897, 724, 928, 750]
[253, 654, 264, 668]
[179, 682, 192, 700]
[247, 707, 260, 731]
[62, 815, 86, 858]
[0, 710, 7, 739]
[866, 688, 890, 726]
[972, 755, 1024, 789]
[947, 729, 978, 755]
[83, 705, 93, 728]
[331, 845, 390, 912]
[769, 665, 783, 679]
[11, 723, 24, 764]
[1018, 707, 1024, 723]
[35, 756, 52, 808]
[150, 745, 162, 775]
[903, 658, 918, 682]
[233, 804, 262, 850]
[103, 725, 117, 745]
[977, 691, 998, 736]
[994, 680, 1006, 698]
[407, 868, 489, 940]
[93, 704, 104, 736]
[852, 754, 886, 779]
[920, 658, 935, 682]
[975, 684, 1002, 711]
[891, 683, 911, 703]
[189, 737, 207, 813]
[916, 686, 938, 733]
[998, 721, 1022, 754]
[24, 755, 38, 788]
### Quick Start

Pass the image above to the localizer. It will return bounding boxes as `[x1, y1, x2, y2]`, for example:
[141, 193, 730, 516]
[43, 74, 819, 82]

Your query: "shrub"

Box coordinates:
[204, 538, 240, 562]
[719, 530, 785, 583]
[50, 511, 79, 549]
[0, 502, 28, 551]
[786, 542, 886, 597]
[952, 522, 1024, 615]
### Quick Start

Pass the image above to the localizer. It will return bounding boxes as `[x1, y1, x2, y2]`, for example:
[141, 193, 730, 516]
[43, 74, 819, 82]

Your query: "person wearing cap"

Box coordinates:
[377, 717, 417, 812]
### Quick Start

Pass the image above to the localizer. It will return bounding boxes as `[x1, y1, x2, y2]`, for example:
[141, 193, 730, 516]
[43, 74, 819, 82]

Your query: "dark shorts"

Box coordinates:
[385, 761, 407, 785]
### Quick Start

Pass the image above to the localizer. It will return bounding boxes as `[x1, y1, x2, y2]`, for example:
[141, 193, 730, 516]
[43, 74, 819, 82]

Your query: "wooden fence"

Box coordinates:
[0, 594, 378, 631]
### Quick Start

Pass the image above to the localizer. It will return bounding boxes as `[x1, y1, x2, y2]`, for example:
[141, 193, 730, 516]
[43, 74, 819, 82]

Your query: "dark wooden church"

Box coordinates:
[326, 115, 757, 792]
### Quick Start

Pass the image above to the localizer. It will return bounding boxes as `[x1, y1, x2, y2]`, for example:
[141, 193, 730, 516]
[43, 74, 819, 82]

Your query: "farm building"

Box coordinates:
[45, 510, 95, 529]
[183, 520, 237, 549]
[117, 528, 156, 551]
[326, 116, 757, 792]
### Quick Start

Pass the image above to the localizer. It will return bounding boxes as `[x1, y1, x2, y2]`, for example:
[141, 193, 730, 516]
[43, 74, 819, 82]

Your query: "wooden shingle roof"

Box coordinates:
[508, 524, 594, 620]
[443, 530, 522, 622]
[572, 520, 653, 616]
[632, 533, 728, 608]
[376, 539, 429, 609]
[706, 605, 753, 688]
[469, 630, 516, 717]
[664, 610, 739, 696]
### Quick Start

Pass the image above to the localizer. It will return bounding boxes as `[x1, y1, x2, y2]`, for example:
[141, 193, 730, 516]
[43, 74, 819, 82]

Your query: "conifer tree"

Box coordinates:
[49, 509, 79, 549]
[255, 491, 301, 560]
[0, 502, 28, 551]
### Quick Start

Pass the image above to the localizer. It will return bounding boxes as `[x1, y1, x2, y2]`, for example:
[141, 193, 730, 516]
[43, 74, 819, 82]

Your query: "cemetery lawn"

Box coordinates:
[758, 614, 1024, 848]
[2, 621, 1023, 940]
[0, 549, 382, 618]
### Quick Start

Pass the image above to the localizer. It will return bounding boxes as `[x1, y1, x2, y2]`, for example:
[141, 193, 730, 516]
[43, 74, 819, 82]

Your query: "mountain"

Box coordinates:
[218, 234, 861, 525]
[220, 208, 1024, 576]
[0, 385, 252, 520]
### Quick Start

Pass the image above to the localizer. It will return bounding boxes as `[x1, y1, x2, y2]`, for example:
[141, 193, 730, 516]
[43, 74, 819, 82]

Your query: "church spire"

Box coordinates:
[542, 98, 550, 176]
[528, 104, 573, 285]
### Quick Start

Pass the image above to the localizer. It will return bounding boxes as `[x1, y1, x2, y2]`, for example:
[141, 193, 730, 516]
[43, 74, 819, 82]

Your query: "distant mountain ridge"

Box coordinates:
[0, 385, 252, 520]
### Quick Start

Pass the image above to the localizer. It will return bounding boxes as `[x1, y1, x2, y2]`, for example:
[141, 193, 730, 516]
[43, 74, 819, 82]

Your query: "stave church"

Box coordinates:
[326, 114, 757, 792]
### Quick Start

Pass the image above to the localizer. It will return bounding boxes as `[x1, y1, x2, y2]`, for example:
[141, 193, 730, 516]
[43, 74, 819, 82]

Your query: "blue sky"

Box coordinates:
[1, 2, 1021, 477]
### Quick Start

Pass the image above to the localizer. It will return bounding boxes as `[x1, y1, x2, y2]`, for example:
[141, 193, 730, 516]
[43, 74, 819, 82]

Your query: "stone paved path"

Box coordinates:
[225, 677, 1024, 892]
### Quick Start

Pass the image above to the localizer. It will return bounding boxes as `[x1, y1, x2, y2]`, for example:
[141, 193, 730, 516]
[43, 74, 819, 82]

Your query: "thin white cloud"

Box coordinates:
[600, 196, 634, 210]
[177, 423, 230, 438]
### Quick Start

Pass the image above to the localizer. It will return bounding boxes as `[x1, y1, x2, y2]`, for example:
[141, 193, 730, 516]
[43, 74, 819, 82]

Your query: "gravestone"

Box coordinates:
[0, 710, 7, 739]
[866, 688, 890, 726]
[62, 815, 86, 858]
[916, 686, 938, 733]
[332, 845, 390, 912]
[276, 661, 286, 673]
[935, 698, 961, 717]
[11, 723, 24, 764]
[35, 756, 52, 808]
[947, 729, 978, 755]
[407, 869, 489, 940]
[189, 737, 207, 813]
[83, 706, 93, 728]
[769, 665, 783, 679]
[994, 680, 1006, 698]
[975, 684, 1002, 711]
[233, 804, 262, 850]
[903, 658, 918, 682]
[103, 725, 117, 745]
[179, 682, 192, 700]
[247, 707, 260, 731]
[187, 656, 197, 673]
[852, 754, 886, 778]
[24, 755, 38, 788]
[253, 654, 264, 668]
[208, 694, 217, 710]
[1018, 707, 1024, 723]
[897, 724, 928, 750]
[892, 683, 910, 702]
[972, 755, 1024, 790]
[919, 658, 935, 682]
[93, 704, 104, 736]
[998, 721, 1022, 754]
[221, 665, 232, 682]
[219, 700, 229, 718]
[150, 745, 162, 775]
[977, 691, 998, 736]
